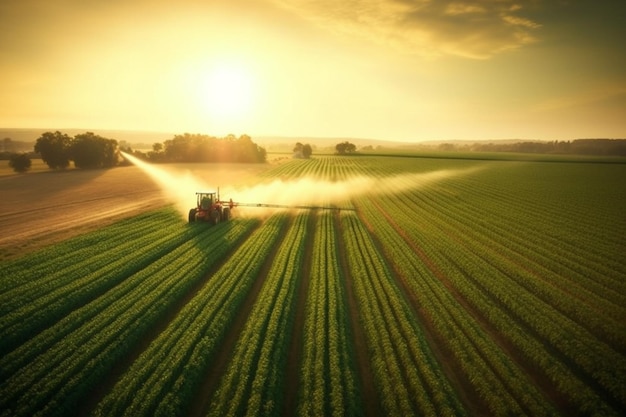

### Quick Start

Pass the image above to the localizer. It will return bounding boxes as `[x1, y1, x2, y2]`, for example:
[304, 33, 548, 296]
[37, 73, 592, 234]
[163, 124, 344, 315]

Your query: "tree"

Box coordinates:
[302, 143, 312, 158]
[71, 132, 118, 169]
[162, 133, 266, 163]
[335, 141, 356, 155]
[8, 153, 31, 173]
[293, 142, 312, 158]
[34, 131, 71, 169]
[293, 142, 303, 158]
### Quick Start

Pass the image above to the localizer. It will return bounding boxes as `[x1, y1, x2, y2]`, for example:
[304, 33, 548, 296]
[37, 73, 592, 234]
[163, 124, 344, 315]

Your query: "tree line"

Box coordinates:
[440, 139, 626, 156]
[134, 133, 266, 163]
[34, 131, 119, 169]
[5, 131, 267, 173]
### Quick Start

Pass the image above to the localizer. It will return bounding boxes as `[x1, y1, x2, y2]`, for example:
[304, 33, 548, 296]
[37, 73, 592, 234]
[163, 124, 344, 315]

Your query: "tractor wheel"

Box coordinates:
[188, 209, 197, 223]
[222, 207, 230, 222]
[210, 209, 220, 225]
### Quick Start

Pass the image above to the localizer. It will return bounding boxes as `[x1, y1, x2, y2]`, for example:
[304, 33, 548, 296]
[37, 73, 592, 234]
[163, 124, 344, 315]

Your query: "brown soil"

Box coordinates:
[0, 163, 273, 261]
[0, 166, 165, 260]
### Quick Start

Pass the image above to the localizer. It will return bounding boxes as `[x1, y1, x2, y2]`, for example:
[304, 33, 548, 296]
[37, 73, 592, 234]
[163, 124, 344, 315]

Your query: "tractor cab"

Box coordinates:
[196, 191, 218, 210]
[189, 190, 230, 225]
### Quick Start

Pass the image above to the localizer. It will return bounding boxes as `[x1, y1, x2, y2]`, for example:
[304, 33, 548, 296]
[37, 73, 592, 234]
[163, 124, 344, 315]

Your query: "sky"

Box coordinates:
[1, 0, 625, 142]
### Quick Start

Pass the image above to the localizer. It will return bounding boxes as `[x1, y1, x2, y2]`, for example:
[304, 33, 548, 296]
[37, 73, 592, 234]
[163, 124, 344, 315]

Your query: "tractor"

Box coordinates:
[188, 190, 233, 224]
[189, 188, 355, 225]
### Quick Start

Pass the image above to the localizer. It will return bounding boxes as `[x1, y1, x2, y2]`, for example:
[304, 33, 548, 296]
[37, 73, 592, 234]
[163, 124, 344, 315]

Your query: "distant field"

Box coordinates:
[1, 155, 625, 416]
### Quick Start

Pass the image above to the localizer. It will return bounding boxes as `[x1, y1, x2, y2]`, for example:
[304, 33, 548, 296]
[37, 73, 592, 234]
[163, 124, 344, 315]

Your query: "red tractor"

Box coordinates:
[189, 189, 354, 225]
[188, 191, 233, 224]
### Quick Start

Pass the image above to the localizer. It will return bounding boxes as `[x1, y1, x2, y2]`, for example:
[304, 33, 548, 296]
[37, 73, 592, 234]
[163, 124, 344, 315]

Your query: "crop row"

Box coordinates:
[0, 212, 258, 417]
[207, 212, 309, 417]
[359, 196, 562, 416]
[297, 211, 358, 417]
[416, 182, 626, 346]
[389, 171, 625, 341]
[369, 183, 624, 414]
[340, 211, 464, 416]
[2, 155, 624, 416]
[0, 209, 175, 299]
[0, 213, 207, 355]
[93, 213, 288, 417]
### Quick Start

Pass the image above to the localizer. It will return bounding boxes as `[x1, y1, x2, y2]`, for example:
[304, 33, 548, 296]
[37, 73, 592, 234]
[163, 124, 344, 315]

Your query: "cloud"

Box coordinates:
[533, 84, 626, 113]
[272, 0, 542, 59]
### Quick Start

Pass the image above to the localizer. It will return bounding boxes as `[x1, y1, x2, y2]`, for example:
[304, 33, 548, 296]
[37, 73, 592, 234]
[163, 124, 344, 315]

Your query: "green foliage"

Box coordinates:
[0, 209, 256, 416]
[162, 133, 266, 163]
[34, 131, 119, 169]
[335, 141, 356, 154]
[8, 153, 31, 173]
[208, 214, 306, 417]
[34, 131, 71, 169]
[293, 142, 313, 158]
[71, 132, 118, 169]
[297, 212, 358, 416]
[2, 156, 625, 416]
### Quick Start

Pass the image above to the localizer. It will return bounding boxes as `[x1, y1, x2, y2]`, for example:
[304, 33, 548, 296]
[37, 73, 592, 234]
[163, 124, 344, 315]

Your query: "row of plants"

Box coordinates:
[360, 195, 564, 416]
[2, 154, 623, 416]
[0, 209, 175, 295]
[0, 214, 257, 417]
[368, 166, 625, 414]
[93, 214, 287, 417]
[0, 213, 204, 355]
[340, 211, 464, 416]
[207, 213, 309, 416]
[297, 211, 358, 416]
[420, 180, 626, 347]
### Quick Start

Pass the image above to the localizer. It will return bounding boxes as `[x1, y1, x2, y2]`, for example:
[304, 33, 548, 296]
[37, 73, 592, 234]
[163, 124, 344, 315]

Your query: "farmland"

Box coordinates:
[1, 154, 625, 416]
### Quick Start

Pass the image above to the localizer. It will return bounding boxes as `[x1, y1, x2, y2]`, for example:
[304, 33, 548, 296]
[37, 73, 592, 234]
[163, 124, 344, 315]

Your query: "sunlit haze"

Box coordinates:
[1, 0, 624, 141]
[121, 151, 483, 220]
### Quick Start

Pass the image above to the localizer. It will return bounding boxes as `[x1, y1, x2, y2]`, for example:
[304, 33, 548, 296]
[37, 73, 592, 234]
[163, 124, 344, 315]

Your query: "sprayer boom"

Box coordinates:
[188, 190, 354, 225]
[234, 202, 354, 211]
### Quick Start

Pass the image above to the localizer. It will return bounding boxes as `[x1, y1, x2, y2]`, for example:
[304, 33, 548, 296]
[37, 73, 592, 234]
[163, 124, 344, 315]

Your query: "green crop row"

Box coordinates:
[358, 196, 559, 416]
[340, 211, 464, 417]
[297, 211, 358, 417]
[207, 212, 308, 417]
[93, 214, 286, 417]
[370, 177, 624, 414]
[1, 155, 623, 416]
[0, 209, 175, 299]
[0, 215, 257, 417]
[418, 184, 626, 346]
[0, 216, 205, 355]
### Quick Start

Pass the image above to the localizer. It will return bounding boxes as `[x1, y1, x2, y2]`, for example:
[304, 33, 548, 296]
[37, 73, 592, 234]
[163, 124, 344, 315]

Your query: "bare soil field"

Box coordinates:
[0, 162, 275, 261]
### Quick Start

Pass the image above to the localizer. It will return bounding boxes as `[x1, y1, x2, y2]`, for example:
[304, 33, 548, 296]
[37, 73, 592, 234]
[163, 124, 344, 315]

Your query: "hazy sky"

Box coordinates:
[1, 0, 624, 141]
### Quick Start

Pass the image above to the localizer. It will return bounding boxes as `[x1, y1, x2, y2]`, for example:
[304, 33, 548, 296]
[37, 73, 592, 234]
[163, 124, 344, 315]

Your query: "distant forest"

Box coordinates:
[1, 133, 625, 160]
[436, 139, 626, 156]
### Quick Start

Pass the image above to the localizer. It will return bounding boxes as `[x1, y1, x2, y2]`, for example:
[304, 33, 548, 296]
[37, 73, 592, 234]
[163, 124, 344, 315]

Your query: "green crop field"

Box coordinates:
[1, 155, 625, 416]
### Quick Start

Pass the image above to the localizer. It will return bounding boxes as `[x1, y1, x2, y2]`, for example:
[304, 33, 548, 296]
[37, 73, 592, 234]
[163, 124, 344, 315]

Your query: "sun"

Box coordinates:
[203, 64, 255, 122]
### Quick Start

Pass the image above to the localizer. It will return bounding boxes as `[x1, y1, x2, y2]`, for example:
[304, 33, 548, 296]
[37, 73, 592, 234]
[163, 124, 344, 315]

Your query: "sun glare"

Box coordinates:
[202, 64, 255, 122]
